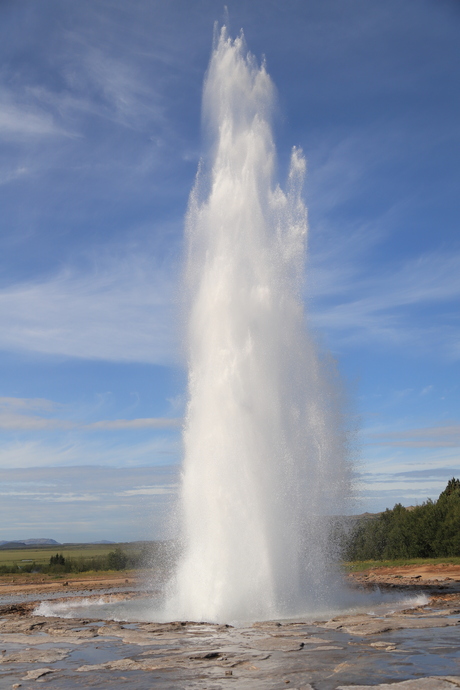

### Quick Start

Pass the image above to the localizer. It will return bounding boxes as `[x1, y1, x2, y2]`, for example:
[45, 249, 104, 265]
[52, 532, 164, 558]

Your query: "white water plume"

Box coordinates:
[164, 27, 352, 623]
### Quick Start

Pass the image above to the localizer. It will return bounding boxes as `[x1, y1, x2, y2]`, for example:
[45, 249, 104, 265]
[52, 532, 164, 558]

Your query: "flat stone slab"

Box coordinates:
[249, 636, 307, 651]
[21, 667, 57, 681]
[0, 647, 70, 664]
[320, 613, 460, 636]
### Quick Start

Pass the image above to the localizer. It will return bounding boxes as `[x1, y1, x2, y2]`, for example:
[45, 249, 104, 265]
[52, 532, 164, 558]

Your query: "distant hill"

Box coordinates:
[90, 540, 115, 544]
[0, 539, 60, 548]
[0, 538, 118, 548]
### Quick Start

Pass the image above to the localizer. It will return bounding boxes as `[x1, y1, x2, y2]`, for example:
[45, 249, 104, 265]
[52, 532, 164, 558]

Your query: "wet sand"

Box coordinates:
[1, 570, 460, 689]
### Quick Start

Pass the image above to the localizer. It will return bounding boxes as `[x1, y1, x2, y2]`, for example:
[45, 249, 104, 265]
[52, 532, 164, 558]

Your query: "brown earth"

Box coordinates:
[348, 563, 460, 588]
[0, 571, 139, 597]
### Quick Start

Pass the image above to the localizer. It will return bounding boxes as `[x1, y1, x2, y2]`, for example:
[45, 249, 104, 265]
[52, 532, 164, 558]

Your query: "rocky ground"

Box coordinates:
[0, 568, 460, 689]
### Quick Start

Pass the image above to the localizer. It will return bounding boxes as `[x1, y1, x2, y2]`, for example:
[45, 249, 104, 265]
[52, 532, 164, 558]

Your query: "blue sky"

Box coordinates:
[1, 0, 459, 541]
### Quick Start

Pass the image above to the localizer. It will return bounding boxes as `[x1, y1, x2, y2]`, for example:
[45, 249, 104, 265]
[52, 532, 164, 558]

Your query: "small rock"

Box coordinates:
[189, 651, 221, 660]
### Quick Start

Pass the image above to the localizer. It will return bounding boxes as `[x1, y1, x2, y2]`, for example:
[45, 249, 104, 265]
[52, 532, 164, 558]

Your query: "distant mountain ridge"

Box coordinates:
[0, 539, 60, 549]
[0, 538, 60, 547]
[0, 538, 116, 548]
[0, 539, 117, 549]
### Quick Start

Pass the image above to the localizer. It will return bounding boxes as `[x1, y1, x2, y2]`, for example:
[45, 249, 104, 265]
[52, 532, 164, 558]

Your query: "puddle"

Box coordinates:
[34, 593, 164, 621]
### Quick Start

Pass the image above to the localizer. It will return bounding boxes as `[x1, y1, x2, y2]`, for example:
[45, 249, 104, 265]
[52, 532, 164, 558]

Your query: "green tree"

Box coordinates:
[345, 479, 460, 560]
[107, 548, 128, 570]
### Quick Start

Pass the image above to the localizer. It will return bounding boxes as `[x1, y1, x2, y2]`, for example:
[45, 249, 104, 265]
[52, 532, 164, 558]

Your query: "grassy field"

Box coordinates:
[0, 542, 144, 568]
[343, 557, 460, 572]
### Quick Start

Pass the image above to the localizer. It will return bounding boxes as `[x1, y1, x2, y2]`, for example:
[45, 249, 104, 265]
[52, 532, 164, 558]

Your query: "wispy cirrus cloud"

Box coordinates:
[117, 484, 177, 496]
[0, 434, 180, 470]
[368, 424, 460, 448]
[0, 396, 182, 483]
[87, 418, 181, 430]
[0, 14, 169, 142]
[0, 414, 72, 431]
[22, 48, 166, 135]
[355, 458, 460, 511]
[0, 414, 181, 432]
[1, 244, 459, 366]
[309, 247, 460, 358]
[0, 395, 181, 432]
[0, 252, 179, 365]
[0, 397, 59, 411]
[303, 117, 460, 359]
[0, 91, 73, 139]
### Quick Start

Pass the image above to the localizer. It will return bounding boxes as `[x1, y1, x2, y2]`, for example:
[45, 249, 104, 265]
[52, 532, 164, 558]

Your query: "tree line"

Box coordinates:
[345, 478, 460, 561]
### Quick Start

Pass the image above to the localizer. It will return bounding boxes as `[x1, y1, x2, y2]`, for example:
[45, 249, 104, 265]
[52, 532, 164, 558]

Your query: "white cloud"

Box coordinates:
[0, 490, 100, 502]
[420, 385, 434, 396]
[354, 456, 460, 511]
[0, 413, 72, 431]
[0, 465, 179, 540]
[0, 413, 181, 432]
[0, 166, 29, 186]
[0, 396, 182, 432]
[309, 248, 460, 357]
[81, 47, 166, 129]
[368, 424, 460, 448]
[0, 97, 72, 139]
[1, 241, 459, 366]
[0, 397, 59, 411]
[0, 435, 180, 470]
[87, 418, 181, 430]
[117, 484, 178, 496]
[0, 253, 179, 364]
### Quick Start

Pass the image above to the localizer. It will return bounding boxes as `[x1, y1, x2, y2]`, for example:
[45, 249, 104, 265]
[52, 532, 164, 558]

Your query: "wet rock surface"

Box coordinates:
[0, 589, 459, 688]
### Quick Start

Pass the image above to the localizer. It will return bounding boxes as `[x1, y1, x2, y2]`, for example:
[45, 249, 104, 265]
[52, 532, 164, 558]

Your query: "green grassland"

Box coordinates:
[343, 557, 460, 572]
[0, 542, 153, 573]
[0, 542, 145, 568]
[0, 544, 111, 568]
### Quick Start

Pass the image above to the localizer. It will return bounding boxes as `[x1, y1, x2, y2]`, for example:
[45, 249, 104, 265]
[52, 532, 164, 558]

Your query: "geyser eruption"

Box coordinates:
[166, 28, 351, 623]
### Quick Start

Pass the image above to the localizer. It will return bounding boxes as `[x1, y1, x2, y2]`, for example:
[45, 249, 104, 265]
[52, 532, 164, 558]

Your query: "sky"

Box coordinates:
[1, 0, 459, 542]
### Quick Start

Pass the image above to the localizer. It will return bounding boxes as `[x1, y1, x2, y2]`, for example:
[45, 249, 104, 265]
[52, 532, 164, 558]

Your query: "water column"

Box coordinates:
[165, 27, 351, 623]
